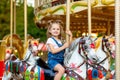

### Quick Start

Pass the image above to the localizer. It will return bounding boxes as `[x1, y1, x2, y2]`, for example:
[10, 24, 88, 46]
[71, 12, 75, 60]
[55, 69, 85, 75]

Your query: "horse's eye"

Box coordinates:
[84, 45, 88, 49]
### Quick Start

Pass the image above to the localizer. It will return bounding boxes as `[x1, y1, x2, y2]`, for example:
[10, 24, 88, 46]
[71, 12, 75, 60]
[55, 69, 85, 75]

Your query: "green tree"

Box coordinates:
[0, 0, 10, 39]
[0, 0, 47, 42]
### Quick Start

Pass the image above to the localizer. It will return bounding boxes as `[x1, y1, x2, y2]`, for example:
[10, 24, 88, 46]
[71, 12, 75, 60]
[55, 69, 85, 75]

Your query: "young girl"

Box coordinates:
[46, 20, 72, 80]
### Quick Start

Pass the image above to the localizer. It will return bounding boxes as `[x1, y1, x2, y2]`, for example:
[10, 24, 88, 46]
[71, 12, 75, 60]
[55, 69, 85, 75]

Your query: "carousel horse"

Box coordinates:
[64, 36, 97, 80]
[91, 35, 115, 80]
[23, 39, 55, 80]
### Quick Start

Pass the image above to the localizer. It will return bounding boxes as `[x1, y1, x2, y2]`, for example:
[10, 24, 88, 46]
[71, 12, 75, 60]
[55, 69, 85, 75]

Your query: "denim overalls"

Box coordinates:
[47, 37, 65, 70]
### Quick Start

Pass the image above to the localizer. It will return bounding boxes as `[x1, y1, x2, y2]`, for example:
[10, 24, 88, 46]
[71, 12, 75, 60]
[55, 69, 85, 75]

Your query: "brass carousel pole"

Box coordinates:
[10, 0, 13, 47]
[34, 0, 39, 9]
[115, 0, 120, 79]
[13, 0, 16, 34]
[87, 0, 91, 35]
[24, 0, 27, 44]
[66, 0, 70, 42]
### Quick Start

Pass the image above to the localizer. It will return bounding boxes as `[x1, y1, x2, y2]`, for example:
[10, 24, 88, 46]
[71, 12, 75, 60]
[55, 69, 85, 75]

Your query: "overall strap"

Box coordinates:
[51, 37, 61, 47]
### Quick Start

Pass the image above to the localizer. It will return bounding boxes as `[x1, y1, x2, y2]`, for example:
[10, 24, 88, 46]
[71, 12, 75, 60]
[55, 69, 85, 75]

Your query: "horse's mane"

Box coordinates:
[95, 37, 103, 51]
[1, 34, 10, 46]
[1, 34, 24, 60]
[22, 39, 30, 59]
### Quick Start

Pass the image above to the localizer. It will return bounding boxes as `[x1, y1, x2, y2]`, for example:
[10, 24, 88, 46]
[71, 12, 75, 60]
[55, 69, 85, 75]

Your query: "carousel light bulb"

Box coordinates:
[14, 49, 18, 53]
[41, 52, 43, 55]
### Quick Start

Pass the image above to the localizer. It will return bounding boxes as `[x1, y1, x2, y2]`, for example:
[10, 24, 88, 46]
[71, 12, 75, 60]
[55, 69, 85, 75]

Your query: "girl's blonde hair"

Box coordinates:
[46, 20, 65, 40]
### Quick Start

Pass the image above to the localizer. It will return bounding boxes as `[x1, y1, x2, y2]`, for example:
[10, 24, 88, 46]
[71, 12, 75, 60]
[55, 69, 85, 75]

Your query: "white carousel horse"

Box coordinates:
[90, 35, 115, 79]
[22, 39, 55, 80]
[64, 36, 97, 79]
[20, 39, 47, 80]
[23, 39, 40, 66]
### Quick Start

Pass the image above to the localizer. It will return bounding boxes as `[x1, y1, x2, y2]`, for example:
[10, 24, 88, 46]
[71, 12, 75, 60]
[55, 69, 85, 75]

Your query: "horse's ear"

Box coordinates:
[28, 39, 32, 44]
[109, 34, 113, 38]
[27, 39, 32, 47]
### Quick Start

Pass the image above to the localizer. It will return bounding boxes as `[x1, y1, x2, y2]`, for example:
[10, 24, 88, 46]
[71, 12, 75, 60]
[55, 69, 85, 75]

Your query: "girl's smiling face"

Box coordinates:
[49, 23, 60, 37]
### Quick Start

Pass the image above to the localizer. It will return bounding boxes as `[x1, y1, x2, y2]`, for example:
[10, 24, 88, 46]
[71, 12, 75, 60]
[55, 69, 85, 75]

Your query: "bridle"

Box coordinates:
[102, 36, 115, 58]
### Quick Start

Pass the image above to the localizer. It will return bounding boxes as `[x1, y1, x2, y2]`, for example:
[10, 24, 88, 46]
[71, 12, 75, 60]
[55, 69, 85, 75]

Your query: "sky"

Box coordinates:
[27, 0, 34, 7]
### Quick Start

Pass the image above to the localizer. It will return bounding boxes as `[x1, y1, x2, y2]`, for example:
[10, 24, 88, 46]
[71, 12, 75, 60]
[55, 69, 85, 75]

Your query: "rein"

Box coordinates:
[102, 37, 113, 56]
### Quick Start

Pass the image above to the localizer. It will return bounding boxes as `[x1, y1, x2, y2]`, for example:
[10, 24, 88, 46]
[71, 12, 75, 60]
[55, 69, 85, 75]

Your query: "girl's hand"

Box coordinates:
[66, 30, 72, 37]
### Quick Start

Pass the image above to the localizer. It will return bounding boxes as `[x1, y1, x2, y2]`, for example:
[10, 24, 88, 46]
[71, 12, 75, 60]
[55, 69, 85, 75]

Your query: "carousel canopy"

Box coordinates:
[34, 0, 114, 36]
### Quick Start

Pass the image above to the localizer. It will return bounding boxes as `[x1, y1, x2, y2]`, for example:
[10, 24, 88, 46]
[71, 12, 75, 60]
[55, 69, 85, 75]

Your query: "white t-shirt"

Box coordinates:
[46, 37, 62, 52]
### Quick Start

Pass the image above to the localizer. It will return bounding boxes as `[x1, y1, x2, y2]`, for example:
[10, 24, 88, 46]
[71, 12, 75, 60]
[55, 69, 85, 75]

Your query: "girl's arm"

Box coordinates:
[47, 42, 69, 54]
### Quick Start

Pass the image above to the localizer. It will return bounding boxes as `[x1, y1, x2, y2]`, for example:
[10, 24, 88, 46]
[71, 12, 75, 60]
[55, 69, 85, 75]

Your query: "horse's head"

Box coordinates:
[80, 36, 98, 64]
[5, 47, 12, 60]
[1, 34, 24, 60]
[23, 39, 40, 65]
[5, 47, 18, 62]
[94, 36, 114, 72]
[95, 35, 115, 58]
[28, 39, 39, 56]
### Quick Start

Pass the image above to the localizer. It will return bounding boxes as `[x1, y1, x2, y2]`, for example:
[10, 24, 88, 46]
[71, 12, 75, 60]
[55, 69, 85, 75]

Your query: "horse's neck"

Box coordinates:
[65, 38, 80, 55]
[100, 40, 108, 53]
[24, 49, 38, 65]
[24, 49, 32, 61]
[95, 38, 109, 62]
